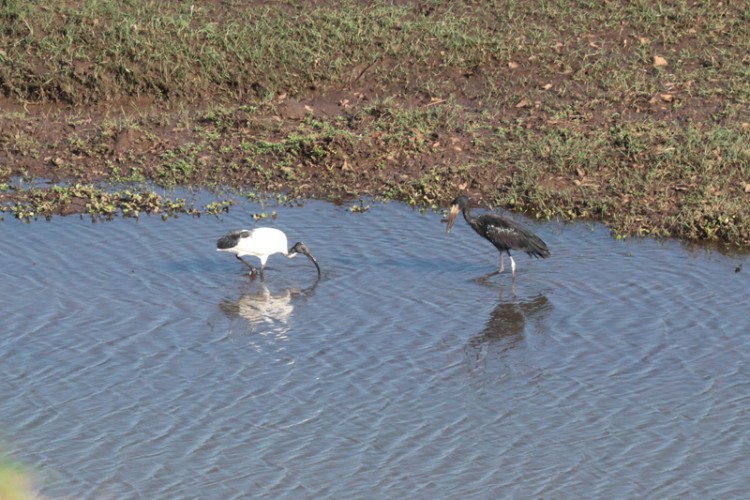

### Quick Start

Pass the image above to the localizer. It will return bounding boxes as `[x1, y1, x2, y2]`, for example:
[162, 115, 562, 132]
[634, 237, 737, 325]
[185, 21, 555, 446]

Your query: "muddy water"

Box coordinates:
[1, 199, 749, 498]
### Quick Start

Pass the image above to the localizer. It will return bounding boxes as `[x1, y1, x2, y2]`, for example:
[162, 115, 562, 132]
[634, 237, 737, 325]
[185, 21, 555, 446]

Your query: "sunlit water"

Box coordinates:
[1, 198, 749, 498]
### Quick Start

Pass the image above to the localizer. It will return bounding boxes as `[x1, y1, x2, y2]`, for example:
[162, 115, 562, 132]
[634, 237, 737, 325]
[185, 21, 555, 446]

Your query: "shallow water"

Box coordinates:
[1, 199, 749, 498]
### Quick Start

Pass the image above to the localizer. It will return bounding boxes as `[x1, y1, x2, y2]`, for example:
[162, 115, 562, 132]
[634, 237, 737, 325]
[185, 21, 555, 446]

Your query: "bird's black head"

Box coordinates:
[288, 242, 321, 277]
[452, 195, 470, 210]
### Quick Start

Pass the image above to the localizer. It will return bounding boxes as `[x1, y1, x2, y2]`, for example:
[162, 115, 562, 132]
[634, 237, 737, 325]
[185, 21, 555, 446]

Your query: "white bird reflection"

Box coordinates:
[220, 281, 318, 338]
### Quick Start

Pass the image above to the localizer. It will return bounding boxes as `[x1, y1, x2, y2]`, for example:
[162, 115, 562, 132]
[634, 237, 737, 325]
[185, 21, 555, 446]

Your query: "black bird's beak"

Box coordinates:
[446, 203, 460, 233]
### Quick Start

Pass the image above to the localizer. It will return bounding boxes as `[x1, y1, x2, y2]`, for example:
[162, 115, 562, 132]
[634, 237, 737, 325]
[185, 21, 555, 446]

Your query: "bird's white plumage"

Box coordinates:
[217, 227, 288, 267]
[217, 226, 321, 279]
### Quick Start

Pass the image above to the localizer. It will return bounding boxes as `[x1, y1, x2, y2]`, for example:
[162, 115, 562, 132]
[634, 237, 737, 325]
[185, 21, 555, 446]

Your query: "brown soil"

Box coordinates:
[1, 71, 714, 201]
[2, 86, 495, 201]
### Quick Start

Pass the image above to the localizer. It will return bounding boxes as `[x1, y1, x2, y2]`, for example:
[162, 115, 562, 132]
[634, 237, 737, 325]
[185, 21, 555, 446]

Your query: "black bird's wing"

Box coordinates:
[474, 213, 550, 258]
[217, 229, 252, 249]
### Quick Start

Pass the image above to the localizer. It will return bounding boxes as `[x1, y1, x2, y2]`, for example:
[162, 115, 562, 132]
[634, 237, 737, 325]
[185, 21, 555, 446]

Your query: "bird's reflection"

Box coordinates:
[464, 292, 552, 373]
[220, 279, 318, 337]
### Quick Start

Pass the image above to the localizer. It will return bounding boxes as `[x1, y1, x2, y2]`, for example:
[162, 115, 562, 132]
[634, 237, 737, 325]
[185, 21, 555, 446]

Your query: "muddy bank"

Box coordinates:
[2, 1, 749, 247]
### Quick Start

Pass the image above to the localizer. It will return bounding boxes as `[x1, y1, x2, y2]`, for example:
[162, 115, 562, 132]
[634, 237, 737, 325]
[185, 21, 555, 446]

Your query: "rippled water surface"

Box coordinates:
[1, 198, 749, 498]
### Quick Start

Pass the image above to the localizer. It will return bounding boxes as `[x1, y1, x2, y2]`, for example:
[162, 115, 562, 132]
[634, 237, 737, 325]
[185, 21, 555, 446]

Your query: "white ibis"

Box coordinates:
[446, 195, 550, 278]
[216, 227, 321, 279]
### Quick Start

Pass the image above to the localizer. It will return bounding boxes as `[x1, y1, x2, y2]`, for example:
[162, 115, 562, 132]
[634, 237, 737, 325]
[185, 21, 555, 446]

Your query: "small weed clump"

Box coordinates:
[0, 183, 200, 222]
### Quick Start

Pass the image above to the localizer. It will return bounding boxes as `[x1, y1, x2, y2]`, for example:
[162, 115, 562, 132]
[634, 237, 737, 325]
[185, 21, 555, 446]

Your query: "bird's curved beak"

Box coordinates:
[446, 203, 460, 233]
[301, 249, 322, 277]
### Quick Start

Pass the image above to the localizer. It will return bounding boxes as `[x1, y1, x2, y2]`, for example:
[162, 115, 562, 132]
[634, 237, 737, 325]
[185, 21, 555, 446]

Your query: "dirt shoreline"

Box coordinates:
[1, 91, 749, 252]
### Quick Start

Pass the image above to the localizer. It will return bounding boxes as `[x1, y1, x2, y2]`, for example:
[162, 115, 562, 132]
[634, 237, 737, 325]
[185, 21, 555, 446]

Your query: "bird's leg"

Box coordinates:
[236, 256, 258, 276]
[258, 265, 266, 281]
[499, 253, 505, 273]
[509, 254, 516, 279]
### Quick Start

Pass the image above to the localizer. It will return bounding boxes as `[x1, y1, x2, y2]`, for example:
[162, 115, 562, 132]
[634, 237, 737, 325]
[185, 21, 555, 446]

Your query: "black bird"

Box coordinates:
[446, 195, 550, 278]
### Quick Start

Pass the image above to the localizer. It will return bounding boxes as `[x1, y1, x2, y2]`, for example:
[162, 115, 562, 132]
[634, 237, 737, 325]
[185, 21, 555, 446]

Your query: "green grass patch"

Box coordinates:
[3, 1, 746, 112]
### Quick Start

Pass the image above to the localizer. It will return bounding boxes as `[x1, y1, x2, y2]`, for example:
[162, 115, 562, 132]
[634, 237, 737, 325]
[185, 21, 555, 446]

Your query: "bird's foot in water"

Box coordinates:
[472, 270, 502, 284]
[249, 267, 266, 281]
[236, 256, 259, 277]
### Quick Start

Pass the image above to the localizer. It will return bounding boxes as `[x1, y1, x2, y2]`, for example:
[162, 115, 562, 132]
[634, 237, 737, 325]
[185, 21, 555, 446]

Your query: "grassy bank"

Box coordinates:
[1, 1, 750, 247]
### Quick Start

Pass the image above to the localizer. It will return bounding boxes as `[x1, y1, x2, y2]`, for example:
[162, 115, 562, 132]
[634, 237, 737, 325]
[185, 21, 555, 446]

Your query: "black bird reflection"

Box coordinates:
[464, 293, 552, 371]
[220, 280, 318, 334]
